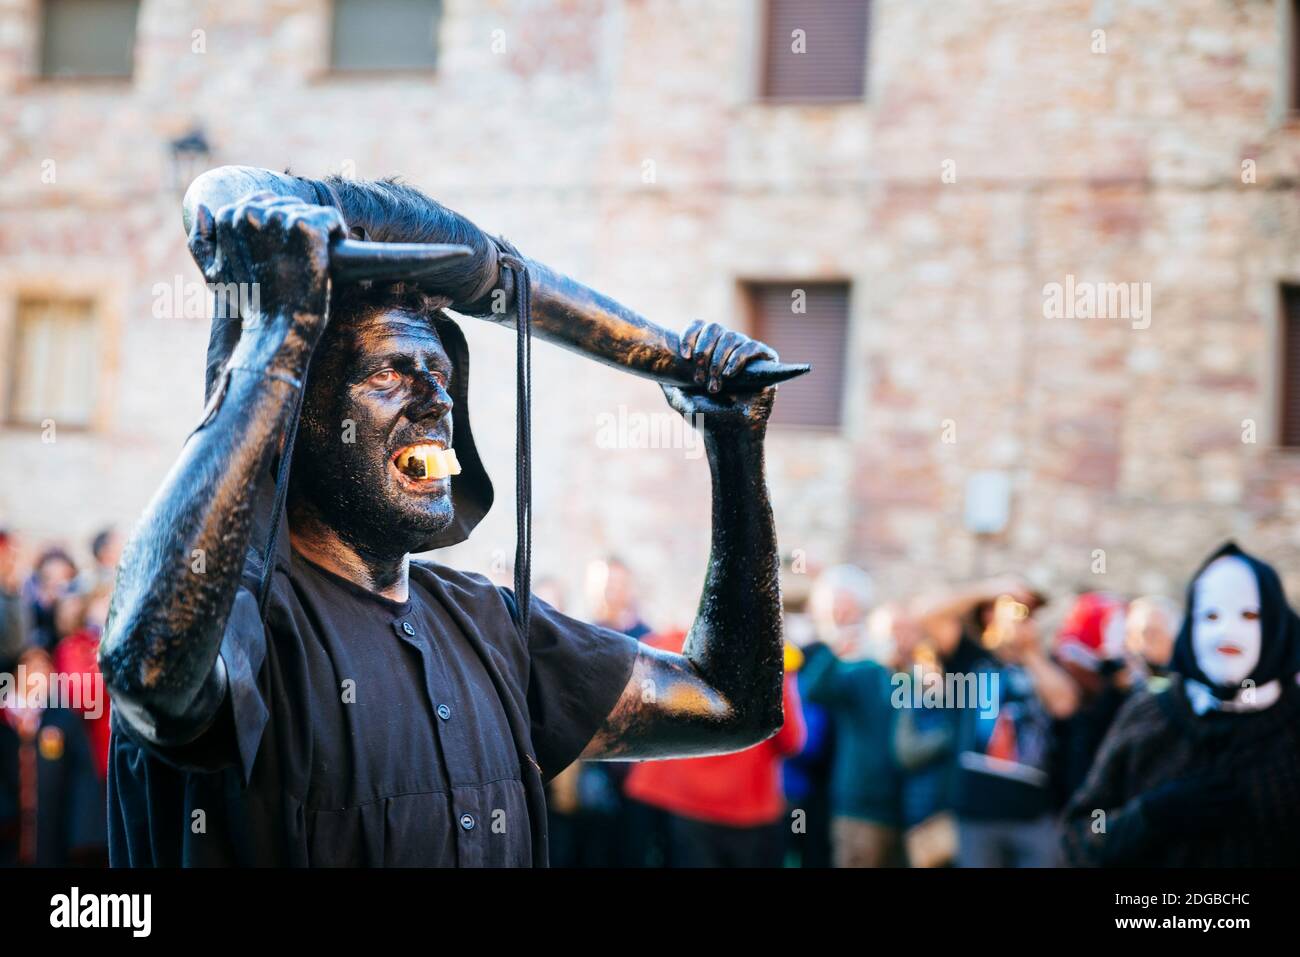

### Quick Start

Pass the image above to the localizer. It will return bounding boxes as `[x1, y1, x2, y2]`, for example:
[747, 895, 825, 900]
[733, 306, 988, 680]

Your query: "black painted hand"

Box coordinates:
[661, 381, 776, 438]
[680, 321, 779, 394]
[190, 191, 345, 341]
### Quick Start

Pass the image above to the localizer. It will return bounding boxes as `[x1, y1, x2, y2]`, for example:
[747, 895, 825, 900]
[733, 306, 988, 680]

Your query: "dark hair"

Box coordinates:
[316, 175, 496, 332]
[321, 175, 497, 309]
[90, 526, 116, 561]
[35, 547, 76, 575]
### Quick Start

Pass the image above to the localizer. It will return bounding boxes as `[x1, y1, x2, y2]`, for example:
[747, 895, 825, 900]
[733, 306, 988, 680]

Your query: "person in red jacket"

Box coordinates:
[624, 630, 806, 867]
[52, 587, 112, 781]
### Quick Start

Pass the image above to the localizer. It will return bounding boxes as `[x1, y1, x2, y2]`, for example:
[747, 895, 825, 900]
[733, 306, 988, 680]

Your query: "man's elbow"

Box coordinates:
[98, 614, 190, 721]
[98, 625, 226, 748]
[98, 605, 162, 702]
[727, 695, 786, 750]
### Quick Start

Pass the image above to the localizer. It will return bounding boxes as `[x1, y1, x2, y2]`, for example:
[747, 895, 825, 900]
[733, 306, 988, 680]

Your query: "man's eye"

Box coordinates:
[1204, 611, 1219, 621]
[368, 370, 402, 389]
[1242, 610, 1260, 621]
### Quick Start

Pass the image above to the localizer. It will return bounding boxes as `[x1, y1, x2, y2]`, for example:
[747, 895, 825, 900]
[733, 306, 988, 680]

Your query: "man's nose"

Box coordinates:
[406, 372, 453, 421]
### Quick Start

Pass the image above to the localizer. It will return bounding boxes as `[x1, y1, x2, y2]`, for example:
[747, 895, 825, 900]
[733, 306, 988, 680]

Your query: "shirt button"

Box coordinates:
[402, 622, 415, 636]
[437, 704, 452, 721]
[459, 813, 476, 831]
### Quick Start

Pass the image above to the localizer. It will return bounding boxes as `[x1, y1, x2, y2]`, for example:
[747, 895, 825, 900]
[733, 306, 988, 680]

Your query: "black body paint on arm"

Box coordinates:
[583, 389, 785, 759]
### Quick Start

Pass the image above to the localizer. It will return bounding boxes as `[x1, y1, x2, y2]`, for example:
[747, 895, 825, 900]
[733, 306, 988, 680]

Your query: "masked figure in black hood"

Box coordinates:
[1062, 542, 1300, 867]
[98, 179, 788, 867]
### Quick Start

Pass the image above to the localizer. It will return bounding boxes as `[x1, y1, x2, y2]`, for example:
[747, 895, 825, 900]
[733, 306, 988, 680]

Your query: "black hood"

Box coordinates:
[1171, 541, 1300, 699]
[416, 311, 494, 550]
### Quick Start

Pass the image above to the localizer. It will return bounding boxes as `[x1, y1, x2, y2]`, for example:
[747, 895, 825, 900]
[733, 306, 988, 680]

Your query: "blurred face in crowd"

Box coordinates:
[85, 588, 111, 631]
[587, 559, 640, 626]
[832, 589, 866, 629]
[35, 554, 76, 605]
[601, 562, 636, 616]
[809, 566, 874, 656]
[822, 589, 868, 657]
[984, 599, 1041, 664]
[55, 594, 86, 640]
[18, 646, 53, 698]
[1126, 598, 1176, 667]
[865, 602, 922, 667]
[94, 529, 124, 569]
[1191, 556, 1261, 688]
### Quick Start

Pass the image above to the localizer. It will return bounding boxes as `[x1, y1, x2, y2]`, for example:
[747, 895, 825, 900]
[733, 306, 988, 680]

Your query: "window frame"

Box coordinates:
[754, 0, 871, 105]
[326, 0, 445, 77]
[1278, 282, 1300, 448]
[739, 277, 852, 432]
[0, 274, 121, 435]
[34, 0, 140, 84]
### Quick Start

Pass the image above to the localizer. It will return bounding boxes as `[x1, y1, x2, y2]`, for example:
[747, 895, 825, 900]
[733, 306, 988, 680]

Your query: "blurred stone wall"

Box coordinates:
[1, 0, 1298, 626]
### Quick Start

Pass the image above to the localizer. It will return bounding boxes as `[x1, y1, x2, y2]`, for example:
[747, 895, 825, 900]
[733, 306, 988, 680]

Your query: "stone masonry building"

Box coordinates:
[3, 0, 1300, 627]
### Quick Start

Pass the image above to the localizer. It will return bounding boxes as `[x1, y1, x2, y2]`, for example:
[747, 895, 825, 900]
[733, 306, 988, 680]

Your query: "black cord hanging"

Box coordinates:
[499, 254, 533, 640]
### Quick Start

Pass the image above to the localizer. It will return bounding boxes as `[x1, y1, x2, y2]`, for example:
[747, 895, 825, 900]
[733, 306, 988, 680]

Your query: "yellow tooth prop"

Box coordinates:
[398, 446, 461, 480]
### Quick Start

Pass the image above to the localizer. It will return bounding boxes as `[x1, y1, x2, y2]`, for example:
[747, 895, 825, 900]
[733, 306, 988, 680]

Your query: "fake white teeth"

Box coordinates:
[396, 444, 461, 481]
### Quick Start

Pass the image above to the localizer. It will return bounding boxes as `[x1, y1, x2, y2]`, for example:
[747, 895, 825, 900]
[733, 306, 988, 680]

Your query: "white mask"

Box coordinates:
[1191, 556, 1262, 688]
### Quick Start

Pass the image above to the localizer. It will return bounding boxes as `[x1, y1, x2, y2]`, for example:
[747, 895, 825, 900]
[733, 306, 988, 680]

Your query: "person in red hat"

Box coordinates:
[1052, 592, 1136, 805]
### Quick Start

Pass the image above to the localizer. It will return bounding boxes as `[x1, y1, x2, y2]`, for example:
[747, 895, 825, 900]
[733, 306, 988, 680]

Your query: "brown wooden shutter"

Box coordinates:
[1293, 1, 1300, 111]
[747, 281, 849, 429]
[1281, 284, 1300, 447]
[761, 0, 869, 101]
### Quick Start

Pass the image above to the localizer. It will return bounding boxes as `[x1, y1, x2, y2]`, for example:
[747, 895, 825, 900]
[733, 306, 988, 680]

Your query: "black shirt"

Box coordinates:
[107, 551, 639, 866]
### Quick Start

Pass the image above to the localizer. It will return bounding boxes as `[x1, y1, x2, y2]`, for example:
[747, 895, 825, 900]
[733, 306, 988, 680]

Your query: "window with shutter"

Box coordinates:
[1292, 1, 1300, 111]
[39, 0, 139, 79]
[745, 281, 850, 429]
[1280, 284, 1300, 447]
[760, 0, 870, 101]
[6, 297, 99, 429]
[330, 0, 443, 72]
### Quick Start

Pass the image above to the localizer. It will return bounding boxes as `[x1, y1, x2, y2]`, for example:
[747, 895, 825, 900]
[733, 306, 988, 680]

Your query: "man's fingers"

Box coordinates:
[710, 336, 748, 392]
[213, 201, 256, 288]
[295, 205, 346, 239]
[239, 200, 269, 230]
[188, 203, 218, 277]
[681, 319, 705, 359]
[691, 323, 725, 385]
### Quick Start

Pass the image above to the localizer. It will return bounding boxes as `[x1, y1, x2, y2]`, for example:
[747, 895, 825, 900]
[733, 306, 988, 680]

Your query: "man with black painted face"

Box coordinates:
[98, 184, 788, 866]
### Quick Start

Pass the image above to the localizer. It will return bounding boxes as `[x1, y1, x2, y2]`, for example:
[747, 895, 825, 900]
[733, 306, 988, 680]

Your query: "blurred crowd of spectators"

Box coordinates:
[0, 526, 119, 865]
[1, 529, 1291, 867]
[544, 557, 1256, 868]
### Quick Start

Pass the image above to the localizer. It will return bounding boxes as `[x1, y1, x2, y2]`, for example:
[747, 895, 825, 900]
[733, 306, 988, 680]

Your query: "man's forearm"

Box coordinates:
[681, 429, 785, 744]
[482, 258, 688, 384]
[100, 336, 302, 743]
[1024, 651, 1080, 718]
